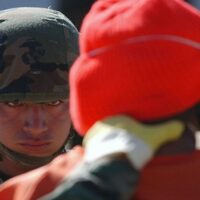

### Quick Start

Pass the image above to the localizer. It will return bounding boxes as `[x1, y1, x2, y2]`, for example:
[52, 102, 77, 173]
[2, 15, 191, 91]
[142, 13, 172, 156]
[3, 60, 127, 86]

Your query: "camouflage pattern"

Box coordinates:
[0, 7, 79, 102]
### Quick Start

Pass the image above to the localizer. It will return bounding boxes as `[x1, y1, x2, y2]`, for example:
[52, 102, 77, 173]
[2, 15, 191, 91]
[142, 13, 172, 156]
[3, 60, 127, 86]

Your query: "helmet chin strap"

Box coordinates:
[0, 130, 74, 170]
[0, 143, 65, 170]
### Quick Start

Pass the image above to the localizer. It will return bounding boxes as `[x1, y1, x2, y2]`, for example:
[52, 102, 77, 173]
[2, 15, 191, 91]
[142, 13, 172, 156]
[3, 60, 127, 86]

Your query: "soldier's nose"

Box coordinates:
[23, 105, 48, 136]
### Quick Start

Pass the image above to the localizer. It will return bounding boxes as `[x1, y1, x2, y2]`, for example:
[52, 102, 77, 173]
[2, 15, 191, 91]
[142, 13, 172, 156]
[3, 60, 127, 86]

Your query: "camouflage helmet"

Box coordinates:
[0, 7, 79, 103]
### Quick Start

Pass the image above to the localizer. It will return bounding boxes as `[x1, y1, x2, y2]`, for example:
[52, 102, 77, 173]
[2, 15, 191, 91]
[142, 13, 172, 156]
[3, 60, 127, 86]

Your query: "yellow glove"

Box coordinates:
[84, 115, 184, 152]
[83, 115, 185, 169]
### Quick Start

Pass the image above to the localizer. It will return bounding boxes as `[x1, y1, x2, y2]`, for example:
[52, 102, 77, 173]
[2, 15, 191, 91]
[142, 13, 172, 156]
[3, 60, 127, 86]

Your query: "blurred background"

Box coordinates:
[0, 0, 199, 30]
[0, 0, 95, 30]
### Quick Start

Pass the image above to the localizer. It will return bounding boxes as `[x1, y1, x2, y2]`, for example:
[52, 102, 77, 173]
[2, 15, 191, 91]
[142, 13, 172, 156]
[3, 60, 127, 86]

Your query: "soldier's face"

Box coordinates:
[0, 100, 71, 157]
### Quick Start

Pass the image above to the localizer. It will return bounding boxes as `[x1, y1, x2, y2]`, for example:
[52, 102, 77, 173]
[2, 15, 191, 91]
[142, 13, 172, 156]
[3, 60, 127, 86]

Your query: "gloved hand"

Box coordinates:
[83, 115, 185, 169]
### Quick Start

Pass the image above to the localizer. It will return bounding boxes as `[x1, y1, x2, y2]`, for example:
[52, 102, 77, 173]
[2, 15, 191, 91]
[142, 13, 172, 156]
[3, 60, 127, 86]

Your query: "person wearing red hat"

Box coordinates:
[0, 0, 200, 199]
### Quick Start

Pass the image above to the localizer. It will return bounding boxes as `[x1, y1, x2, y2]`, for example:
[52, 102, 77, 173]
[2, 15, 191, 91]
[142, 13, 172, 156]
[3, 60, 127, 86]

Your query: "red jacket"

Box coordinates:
[0, 146, 200, 200]
[135, 150, 200, 200]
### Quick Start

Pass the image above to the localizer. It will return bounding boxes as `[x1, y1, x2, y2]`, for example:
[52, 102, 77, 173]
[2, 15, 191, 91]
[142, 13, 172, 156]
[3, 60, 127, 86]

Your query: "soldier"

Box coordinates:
[0, 7, 79, 182]
[1, 0, 200, 200]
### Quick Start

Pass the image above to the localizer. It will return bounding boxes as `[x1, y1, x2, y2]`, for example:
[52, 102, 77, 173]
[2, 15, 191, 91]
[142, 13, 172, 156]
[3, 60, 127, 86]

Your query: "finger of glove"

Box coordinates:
[84, 115, 185, 152]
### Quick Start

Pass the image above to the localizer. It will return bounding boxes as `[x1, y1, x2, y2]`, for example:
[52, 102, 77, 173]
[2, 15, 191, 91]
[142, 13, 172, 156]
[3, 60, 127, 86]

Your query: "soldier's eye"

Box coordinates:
[46, 100, 63, 106]
[5, 101, 24, 107]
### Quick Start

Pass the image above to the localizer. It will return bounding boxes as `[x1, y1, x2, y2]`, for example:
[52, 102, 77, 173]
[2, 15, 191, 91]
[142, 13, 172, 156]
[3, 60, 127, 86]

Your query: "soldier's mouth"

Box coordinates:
[18, 142, 52, 154]
[19, 142, 51, 147]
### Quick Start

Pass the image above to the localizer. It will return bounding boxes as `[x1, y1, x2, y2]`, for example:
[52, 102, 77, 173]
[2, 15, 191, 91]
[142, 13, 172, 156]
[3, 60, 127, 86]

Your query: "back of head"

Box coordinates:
[0, 7, 79, 103]
[70, 0, 200, 135]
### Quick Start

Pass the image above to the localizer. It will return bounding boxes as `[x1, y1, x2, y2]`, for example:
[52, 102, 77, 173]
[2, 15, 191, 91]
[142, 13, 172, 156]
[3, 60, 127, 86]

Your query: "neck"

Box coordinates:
[0, 157, 35, 177]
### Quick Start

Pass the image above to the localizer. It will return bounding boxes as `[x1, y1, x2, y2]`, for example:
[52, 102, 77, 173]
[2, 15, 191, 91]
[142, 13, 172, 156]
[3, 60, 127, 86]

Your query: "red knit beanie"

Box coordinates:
[70, 0, 200, 135]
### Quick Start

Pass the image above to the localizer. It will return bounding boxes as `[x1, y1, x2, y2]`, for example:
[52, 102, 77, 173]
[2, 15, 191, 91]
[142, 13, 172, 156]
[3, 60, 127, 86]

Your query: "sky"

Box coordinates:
[0, 0, 60, 10]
